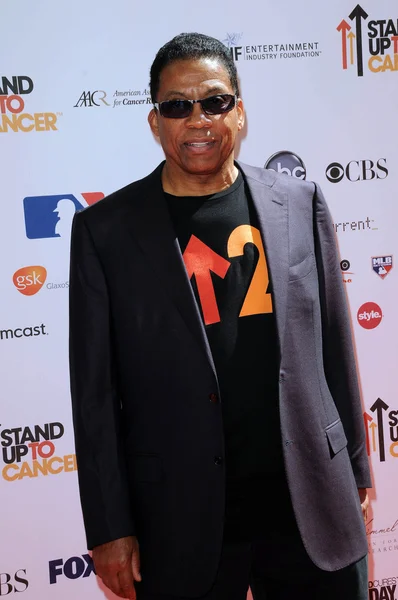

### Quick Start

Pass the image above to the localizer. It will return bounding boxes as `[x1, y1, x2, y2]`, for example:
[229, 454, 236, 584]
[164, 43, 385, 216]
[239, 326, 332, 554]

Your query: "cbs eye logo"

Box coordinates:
[326, 159, 388, 183]
[264, 151, 306, 180]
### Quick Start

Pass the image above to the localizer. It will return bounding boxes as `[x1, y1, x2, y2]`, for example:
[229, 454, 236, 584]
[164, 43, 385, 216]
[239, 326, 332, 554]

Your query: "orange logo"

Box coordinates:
[13, 266, 47, 296]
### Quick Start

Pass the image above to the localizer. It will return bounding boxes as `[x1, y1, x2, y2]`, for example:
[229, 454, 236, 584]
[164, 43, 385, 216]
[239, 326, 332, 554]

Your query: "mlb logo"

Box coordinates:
[23, 193, 104, 239]
[372, 255, 393, 280]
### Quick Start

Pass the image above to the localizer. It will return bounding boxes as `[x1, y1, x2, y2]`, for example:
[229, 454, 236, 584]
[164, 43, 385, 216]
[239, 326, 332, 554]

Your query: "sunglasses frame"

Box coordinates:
[153, 94, 238, 119]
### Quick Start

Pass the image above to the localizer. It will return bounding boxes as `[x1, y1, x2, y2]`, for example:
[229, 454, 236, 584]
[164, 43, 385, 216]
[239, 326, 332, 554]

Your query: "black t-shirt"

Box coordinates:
[165, 171, 285, 539]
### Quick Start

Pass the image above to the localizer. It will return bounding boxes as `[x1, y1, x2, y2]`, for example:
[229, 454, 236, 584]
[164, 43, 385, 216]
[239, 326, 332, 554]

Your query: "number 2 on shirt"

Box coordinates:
[183, 225, 273, 325]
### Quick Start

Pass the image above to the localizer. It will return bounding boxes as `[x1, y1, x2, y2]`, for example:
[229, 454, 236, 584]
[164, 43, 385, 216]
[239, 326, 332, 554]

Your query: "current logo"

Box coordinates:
[372, 256, 393, 279]
[357, 302, 383, 329]
[223, 32, 321, 62]
[49, 555, 95, 584]
[337, 6, 398, 76]
[23, 192, 104, 240]
[264, 151, 306, 179]
[13, 266, 47, 296]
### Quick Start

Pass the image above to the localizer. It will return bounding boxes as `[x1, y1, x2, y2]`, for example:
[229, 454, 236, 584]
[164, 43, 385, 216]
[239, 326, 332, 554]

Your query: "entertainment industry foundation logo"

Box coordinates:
[0, 76, 61, 133]
[357, 302, 383, 329]
[368, 578, 397, 598]
[372, 256, 393, 280]
[364, 398, 398, 463]
[0, 570, 29, 595]
[12, 266, 69, 295]
[340, 259, 354, 284]
[74, 87, 151, 108]
[49, 555, 95, 585]
[222, 32, 321, 62]
[1, 422, 76, 482]
[337, 5, 398, 76]
[0, 324, 47, 341]
[325, 158, 388, 183]
[23, 192, 104, 240]
[264, 151, 306, 179]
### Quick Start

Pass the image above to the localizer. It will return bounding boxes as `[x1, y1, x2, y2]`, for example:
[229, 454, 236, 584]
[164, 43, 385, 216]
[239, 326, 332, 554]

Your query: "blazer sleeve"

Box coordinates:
[313, 182, 372, 489]
[69, 211, 135, 549]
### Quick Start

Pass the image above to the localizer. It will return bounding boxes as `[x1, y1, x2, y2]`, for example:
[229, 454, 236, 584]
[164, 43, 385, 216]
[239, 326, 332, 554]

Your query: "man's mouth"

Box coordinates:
[185, 141, 215, 147]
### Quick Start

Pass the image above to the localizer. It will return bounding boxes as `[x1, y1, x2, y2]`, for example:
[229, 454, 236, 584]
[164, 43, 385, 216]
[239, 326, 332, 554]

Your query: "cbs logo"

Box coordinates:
[326, 159, 388, 183]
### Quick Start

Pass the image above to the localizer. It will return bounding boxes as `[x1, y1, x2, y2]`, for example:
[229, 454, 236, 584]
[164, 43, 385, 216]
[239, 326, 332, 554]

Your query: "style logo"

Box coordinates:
[337, 6, 398, 76]
[372, 256, 393, 279]
[0, 570, 28, 595]
[74, 90, 110, 107]
[333, 216, 377, 233]
[223, 32, 321, 62]
[0, 324, 47, 341]
[364, 398, 398, 462]
[264, 151, 306, 179]
[1, 421, 76, 482]
[23, 192, 104, 240]
[49, 555, 95, 584]
[325, 159, 388, 183]
[357, 302, 383, 329]
[0, 75, 60, 133]
[340, 259, 354, 283]
[13, 266, 47, 296]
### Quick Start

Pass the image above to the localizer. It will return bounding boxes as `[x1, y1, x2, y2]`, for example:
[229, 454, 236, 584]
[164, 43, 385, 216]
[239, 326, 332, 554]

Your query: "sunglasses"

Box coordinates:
[153, 94, 237, 119]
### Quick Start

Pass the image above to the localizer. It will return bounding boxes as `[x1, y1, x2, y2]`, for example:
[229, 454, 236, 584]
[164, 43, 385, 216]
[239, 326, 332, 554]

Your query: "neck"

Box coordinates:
[161, 159, 239, 196]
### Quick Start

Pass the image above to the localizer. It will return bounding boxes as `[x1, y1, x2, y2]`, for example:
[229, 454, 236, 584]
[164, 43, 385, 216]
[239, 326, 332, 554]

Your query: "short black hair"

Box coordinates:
[150, 32, 239, 102]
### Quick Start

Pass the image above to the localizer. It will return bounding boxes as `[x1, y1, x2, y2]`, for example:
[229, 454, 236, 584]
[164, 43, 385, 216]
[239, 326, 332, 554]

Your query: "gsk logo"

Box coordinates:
[23, 192, 104, 240]
[49, 555, 95, 584]
[13, 266, 47, 296]
[337, 6, 398, 76]
[74, 90, 110, 107]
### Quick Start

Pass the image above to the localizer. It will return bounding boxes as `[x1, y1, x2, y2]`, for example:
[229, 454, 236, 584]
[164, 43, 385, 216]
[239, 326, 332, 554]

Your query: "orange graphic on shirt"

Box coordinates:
[183, 235, 230, 325]
[182, 226, 273, 325]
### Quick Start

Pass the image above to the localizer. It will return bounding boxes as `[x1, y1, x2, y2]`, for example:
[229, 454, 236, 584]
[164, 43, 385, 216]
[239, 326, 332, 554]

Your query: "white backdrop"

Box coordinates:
[1, 0, 398, 598]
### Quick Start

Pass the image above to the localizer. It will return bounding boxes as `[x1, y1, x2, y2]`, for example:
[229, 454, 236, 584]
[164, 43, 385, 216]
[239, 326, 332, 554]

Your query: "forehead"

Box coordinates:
[157, 57, 233, 99]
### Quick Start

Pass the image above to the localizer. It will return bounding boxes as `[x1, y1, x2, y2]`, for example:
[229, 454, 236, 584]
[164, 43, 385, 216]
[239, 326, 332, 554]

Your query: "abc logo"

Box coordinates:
[326, 159, 388, 183]
[13, 266, 47, 296]
[264, 151, 306, 180]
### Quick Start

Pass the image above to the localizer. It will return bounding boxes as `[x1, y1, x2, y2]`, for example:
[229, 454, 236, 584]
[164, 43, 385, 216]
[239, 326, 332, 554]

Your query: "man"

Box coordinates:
[69, 33, 371, 600]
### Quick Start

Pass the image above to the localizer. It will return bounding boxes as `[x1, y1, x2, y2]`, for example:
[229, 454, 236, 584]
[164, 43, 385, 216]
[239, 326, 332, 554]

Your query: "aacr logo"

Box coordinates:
[74, 90, 110, 107]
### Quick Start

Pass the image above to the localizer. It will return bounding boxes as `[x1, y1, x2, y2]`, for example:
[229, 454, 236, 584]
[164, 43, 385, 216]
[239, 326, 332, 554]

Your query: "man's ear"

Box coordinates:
[148, 108, 159, 137]
[236, 98, 245, 131]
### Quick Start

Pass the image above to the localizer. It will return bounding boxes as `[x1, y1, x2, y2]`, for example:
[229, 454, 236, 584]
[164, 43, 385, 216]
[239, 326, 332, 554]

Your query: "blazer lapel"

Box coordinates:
[124, 163, 217, 379]
[238, 162, 289, 357]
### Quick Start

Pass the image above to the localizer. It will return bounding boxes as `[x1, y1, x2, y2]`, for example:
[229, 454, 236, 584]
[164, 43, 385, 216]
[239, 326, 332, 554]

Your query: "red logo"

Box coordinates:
[357, 302, 383, 329]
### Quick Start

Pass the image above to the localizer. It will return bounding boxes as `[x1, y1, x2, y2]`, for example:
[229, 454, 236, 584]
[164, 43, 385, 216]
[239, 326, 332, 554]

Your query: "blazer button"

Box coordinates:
[209, 392, 219, 403]
[214, 456, 223, 466]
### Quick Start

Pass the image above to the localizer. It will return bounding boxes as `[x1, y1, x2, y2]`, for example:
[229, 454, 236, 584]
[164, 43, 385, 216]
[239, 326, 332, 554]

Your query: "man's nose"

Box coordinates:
[186, 102, 212, 128]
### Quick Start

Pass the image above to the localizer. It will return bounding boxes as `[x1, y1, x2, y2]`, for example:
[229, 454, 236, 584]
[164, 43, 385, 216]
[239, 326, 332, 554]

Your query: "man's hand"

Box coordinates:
[93, 536, 141, 599]
[358, 488, 369, 525]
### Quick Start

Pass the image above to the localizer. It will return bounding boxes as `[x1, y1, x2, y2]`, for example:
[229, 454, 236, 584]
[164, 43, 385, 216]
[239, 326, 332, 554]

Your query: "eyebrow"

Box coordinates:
[162, 86, 229, 100]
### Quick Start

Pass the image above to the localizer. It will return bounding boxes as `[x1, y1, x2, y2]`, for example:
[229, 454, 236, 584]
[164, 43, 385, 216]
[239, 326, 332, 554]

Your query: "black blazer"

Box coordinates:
[69, 162, 371, 597]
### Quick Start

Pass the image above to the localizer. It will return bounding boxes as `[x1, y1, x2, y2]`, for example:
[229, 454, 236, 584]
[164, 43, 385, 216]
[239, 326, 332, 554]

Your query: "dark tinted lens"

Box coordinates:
[202, 95, 235, 115]
[159, 99, 192, 118]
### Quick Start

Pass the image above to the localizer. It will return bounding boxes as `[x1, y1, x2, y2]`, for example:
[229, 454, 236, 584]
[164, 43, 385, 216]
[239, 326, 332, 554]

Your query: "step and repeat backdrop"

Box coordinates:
[1, 0, 397, 598]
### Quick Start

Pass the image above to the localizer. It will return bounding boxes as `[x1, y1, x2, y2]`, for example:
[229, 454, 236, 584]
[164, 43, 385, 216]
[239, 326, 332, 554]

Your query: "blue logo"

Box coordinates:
[23, 194, 84, 240]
